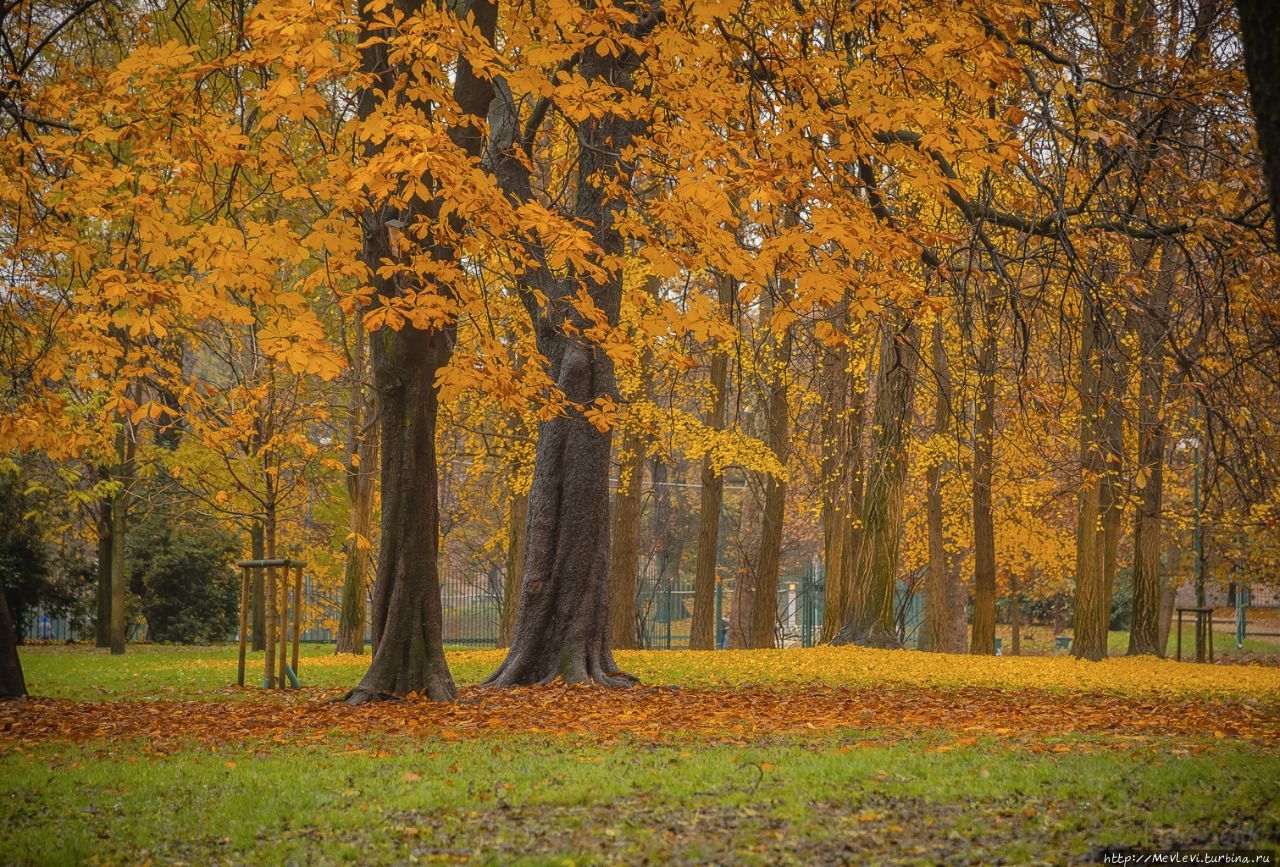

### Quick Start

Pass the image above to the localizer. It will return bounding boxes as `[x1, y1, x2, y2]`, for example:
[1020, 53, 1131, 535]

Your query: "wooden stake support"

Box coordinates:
[236, 559, 307, 689]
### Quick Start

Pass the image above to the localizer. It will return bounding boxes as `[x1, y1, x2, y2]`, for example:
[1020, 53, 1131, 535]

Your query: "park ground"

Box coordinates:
[2, 639, 1279, 865]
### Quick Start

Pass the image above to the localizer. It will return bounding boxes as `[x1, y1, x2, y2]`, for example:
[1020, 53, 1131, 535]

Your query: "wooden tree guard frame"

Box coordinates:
[237, 559, 306, 689]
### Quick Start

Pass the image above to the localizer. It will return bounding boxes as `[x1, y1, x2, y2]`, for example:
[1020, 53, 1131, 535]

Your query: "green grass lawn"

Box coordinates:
[3, 643, 1278, 865]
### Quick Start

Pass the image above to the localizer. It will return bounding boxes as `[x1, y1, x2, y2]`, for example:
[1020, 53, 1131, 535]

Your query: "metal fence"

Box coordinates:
[19, 566, 925, 649]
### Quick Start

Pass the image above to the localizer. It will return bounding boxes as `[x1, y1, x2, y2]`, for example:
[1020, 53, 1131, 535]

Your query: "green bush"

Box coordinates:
[126, 513, 238, 643]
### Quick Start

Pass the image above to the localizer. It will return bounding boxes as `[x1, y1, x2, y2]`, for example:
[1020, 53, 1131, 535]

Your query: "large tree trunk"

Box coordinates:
[337, 315, 377, 655]
[484, 7, 655, 687]
[689, 274, 733, 650]
[95, 495, 111, 648]
[345, 0, 497, 703]
[834, 319, 919, 647]
[484, 343, 635, 686]
[1238, 0, 1280, 250]
[970, 300, 998, 656]
[1128, 246, 1175, 656]
[608, 432, 645, 649]
[0, 591, 24, 698]
[818, 305, 851, 644]
[348, 329, 457, 702]
[923, 321, 966, 653]
[109, 416, 134, 657]
[498, 490, 526, 648]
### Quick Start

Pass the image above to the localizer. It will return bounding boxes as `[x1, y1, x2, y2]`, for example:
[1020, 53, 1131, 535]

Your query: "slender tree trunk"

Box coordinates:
[1128, 247, 1175, 656]
[0, 591, 24, 698]
[1074, 302, 1110, 661]
[109, 418, 134, 656]
[609, 433, 645, 649]
[924, 320, 965, 653]
[250, 521, 265, 650]
[748, 325, 791, 649]
[95, 496, 112, 648]
[263, 502, 278, 688]
[337, 316, 377, 654]
[835, 319, 919, 647]
[727, 475, 762, 649]
[498, 490, 527, 648]
[970, 301, 998, 656]
[819, 305, 851, 643]
[1010, 569, 1022, 656]
[689, 275, 733, 650]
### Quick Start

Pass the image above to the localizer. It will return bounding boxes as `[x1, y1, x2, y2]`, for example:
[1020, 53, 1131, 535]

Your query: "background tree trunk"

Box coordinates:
[608, 433, 645, 649]
[689, 274, 733, 650]
[337, 315, 377, 655]
[498, 490, 527, 648]
[0, 590, 25, 698]
[748, 324, 791, 649]
[970, 302, 998, 656]
[835, 319, 919, 647]
[924, 320, 965, 653]
[726, 476, 762, 649]
[95, 495, 111, 648]
[1073, 302, 1111, 661]
[1128, 246, 1175, 656]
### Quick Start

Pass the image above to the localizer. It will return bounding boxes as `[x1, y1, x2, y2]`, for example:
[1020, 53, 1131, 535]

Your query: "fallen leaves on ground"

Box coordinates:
[2, 683, 1276, 750]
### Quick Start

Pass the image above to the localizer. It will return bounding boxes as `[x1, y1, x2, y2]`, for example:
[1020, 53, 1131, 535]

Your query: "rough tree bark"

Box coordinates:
[484, 6, 659, 686]
[689, 274, 733, 650]
[970, 293, 998, 656]
[344, 0, 498, 703]
[0, 590, 24, 698]
[1237, 0, 1280, 249]
[726, 474, 762, 650]
[337, 314, 378, 655]
[923, 320, 966, 653]
[818, 303, 851, 643]
[109, 414, 135, 657]
[608, 432, 645, 649]
[834, 319, 919, 647]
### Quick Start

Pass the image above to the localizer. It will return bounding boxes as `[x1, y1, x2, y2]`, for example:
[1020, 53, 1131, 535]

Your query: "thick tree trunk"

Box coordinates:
[498, 490, 526, 648]
[0, 591, 24, 698]
[970, 307, 998, 656]
[923, 321, 966, 653]
[689, 275, 732, 650]
[1010, 569, 1022, 656]
[337, 316, 377, 655]
[834, 319, 919, 647]
[1238, 0, 1280, 250]
[608, 432, 645, 649]
[1128, 247, 1174, 656]
[484, 345, 635, 686]
[748, 325, 791, 649]
[250, 521, 266, 650]
[109, 487, 126, 655]
[95, 496, 111, 648]
[485, 8, 654, 687]
[348, 329, 457, 702]
[345, 0, 497, 702]
[818, 306, 851, 644]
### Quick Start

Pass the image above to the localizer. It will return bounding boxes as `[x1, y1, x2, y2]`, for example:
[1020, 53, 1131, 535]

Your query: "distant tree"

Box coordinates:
[0, 476, 51, 643]
[126, 513, 238, 644]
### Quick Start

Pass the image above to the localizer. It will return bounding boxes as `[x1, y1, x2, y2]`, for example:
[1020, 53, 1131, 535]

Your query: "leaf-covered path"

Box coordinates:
[3, 682, 1277, 749]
